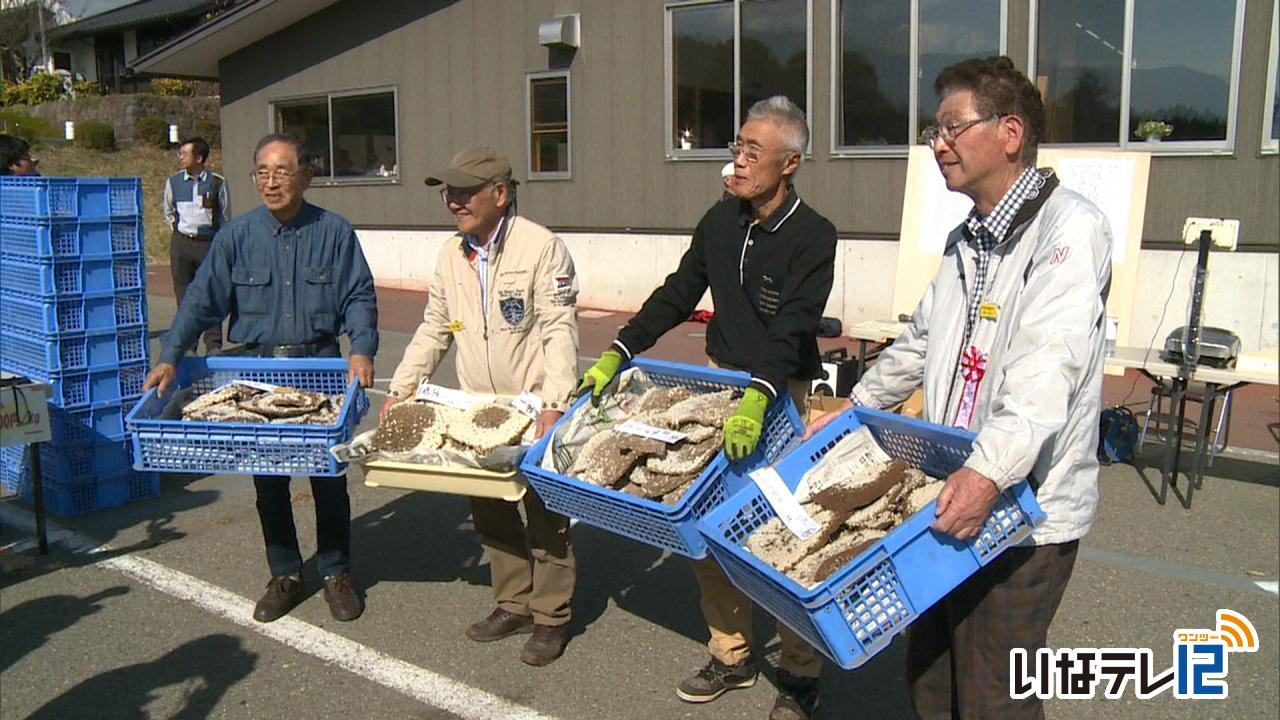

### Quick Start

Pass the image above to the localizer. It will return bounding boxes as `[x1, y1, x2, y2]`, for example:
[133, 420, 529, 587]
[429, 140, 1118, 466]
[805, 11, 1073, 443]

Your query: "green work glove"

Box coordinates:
[724, 388, 769, 462]
[577, 350, 624, 406]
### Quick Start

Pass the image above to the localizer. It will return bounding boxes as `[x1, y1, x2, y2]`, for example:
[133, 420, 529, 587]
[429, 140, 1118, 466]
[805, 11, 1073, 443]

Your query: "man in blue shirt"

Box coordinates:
[143, 132, 378, 624]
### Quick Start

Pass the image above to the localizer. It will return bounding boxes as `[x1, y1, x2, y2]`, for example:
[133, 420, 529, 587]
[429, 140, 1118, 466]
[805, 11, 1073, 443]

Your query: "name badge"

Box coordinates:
[978, 303, 1000, 321]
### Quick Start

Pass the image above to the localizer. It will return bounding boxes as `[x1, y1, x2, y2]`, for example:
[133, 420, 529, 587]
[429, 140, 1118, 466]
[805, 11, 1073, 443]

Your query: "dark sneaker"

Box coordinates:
[323, 574, 364, 621]
[770, 670, 820, 720]
[253, 575, 306, 623]
[520, 624, 569, 667]
[465, 608, 534, 642]
[675, 657, 758, 703]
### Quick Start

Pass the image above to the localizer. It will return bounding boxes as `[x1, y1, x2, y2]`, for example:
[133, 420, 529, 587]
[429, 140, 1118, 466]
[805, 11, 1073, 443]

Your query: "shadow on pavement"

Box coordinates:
[0, 473, 222, 588]
[0, 586, 130, 673]
[25, 634, 256, 719]
[350, 490, 488, 591]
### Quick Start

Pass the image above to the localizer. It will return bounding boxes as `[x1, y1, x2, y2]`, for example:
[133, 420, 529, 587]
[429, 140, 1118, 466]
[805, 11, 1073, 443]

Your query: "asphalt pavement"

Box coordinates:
[0, 292, 1276, 720]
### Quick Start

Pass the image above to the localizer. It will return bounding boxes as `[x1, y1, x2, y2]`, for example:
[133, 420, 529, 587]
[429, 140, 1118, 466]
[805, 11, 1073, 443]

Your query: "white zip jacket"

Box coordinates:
[852, 175, 1112, 544]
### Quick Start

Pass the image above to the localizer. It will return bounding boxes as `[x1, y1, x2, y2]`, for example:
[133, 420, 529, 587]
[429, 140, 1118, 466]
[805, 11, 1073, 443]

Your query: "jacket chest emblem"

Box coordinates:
[499, 297, 526, 326]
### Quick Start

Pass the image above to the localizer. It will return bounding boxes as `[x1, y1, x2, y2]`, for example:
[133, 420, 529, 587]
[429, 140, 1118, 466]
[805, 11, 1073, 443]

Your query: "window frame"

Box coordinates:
[526, 69, 572, 181]
[829, 0, 1009, 159]
[1263, 0, 1279, 154]
[268, 85, 401, 186]
[1027, 0, 1247, 156]
[663, 0, 814, 161]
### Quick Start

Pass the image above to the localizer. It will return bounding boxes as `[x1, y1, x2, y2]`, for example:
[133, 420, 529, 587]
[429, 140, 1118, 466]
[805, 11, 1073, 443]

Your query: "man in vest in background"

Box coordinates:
[164, 136, 231, 355]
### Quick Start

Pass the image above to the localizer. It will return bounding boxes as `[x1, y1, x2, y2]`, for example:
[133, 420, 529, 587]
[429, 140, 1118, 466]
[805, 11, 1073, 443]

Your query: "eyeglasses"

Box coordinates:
[440, 183, 493, 206]
[727, 142, 791, 164]
[253, 167, 298, 184]
[920, 115, 1003, 148]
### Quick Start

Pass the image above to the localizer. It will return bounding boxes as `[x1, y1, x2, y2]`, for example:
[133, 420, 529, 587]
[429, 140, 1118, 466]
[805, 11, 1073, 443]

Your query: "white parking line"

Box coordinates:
[1, 509, 559, 720]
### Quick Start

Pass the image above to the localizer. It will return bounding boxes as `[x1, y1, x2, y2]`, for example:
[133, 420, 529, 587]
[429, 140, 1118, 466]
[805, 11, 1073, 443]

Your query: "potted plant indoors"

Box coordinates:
[1136, 119, 1173, 142]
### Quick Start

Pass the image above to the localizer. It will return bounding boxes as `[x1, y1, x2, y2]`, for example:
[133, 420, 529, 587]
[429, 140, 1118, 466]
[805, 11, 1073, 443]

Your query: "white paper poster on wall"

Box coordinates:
[917, 167, 974, 254]
[1051, 157, 1136, 264]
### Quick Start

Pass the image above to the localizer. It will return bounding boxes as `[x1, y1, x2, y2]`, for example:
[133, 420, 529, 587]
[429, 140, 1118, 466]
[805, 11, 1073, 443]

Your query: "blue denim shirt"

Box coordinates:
[160, 202, 378, 366]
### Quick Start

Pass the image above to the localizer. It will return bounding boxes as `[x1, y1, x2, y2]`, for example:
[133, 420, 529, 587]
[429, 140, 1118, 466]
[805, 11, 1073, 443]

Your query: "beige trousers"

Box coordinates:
[470, 489, 575, 626]
[699, 360, 821, 677]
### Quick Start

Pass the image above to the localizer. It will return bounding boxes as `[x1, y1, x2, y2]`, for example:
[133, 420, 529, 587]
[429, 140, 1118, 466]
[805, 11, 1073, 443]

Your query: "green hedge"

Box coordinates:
[0, 110, 58, 143]
[135, 116, 170, 148]
[1, 72, 67, 106]
[195, 118, 221, 148]
[75, 121, 116, 151]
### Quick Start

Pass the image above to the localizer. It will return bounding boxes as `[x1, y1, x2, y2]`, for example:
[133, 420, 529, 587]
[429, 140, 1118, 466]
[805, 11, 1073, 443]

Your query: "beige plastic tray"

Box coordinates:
[362, 459, 527, 501]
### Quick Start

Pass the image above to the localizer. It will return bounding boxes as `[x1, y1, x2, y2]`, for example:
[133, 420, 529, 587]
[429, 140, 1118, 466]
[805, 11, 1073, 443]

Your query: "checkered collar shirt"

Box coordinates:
[958, 165, 1042, 345]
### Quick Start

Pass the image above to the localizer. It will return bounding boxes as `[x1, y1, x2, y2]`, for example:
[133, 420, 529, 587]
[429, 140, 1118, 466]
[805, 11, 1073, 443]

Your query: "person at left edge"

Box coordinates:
[0, 133, 40, 176]
[142, 132, 378, 625]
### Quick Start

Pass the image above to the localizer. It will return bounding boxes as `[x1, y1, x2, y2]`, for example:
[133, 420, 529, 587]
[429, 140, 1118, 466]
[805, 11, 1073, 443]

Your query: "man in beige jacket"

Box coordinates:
[382, 146, 580, 666]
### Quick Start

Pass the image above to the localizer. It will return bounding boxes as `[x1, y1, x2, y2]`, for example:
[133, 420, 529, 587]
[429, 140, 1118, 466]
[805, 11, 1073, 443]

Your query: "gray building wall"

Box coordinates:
[218, 0, 1279, 248]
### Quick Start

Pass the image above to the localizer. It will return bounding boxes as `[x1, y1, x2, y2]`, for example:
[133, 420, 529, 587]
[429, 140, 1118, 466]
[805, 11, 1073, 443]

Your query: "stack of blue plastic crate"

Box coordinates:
[0, 176, 159, 516]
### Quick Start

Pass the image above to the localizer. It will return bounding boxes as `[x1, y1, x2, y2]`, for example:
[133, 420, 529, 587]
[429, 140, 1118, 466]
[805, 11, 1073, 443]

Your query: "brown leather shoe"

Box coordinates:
[253, 576, 306, 623]
[465, 608, 534, 642]
[323, 574, 364, 621]
[520, 624, 569, 667]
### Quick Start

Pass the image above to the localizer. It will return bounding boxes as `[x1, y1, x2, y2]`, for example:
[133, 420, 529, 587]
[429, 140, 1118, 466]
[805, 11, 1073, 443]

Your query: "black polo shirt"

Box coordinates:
[615, 186, 837, 399]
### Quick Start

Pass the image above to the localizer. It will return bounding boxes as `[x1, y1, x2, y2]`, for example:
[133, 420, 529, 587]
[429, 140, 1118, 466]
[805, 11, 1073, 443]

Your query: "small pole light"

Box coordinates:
[169, 124, 179, 144]
[64, 121, 75, 140]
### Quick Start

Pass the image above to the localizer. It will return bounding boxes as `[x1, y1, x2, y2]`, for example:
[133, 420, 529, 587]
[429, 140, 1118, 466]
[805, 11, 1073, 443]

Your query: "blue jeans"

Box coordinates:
[253, 474, 351, 578]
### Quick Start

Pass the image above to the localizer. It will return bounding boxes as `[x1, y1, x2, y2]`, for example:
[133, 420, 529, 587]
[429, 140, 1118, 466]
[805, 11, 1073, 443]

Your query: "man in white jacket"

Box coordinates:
[810, 56, 1111, 718]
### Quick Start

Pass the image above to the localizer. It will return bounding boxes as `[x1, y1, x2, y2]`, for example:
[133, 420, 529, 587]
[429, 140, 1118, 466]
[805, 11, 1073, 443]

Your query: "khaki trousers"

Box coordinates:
[699, 360, 821, 677]
[470, 489, 575, 626]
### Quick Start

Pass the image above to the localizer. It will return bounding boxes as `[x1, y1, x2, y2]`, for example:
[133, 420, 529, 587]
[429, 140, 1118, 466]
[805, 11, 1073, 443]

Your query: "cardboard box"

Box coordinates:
[806, 394, 850, 424]
[898, 388, 925, 420]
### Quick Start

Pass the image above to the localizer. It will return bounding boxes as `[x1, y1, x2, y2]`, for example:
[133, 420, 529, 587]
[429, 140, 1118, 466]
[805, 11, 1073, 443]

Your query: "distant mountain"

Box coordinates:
[1129, 65, 1229, 120]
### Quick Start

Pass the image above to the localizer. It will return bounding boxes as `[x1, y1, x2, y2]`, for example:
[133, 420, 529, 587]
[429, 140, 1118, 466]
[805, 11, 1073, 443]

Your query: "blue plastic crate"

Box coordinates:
[47, 402, 130, 443]
[0, 361, 147, 409]
[126, 357, 369, 477]
[696, 407, 1045, 669]
[1, 438, 133, 486]
[0, 219, 142, 257]
[0, 254, 145, 297]
[0, 289, 147, 335]
[0, 177, 142, 219]
[520, 358, 803, 559]
[1, 464, 159, 518]
[0, 325, 148, 372]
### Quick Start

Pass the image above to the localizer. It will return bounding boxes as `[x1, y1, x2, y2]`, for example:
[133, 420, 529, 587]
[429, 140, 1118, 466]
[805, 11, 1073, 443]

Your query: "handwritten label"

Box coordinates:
[414, 382, 489, 410]
[616, 420, 687, 445]
[511, 391, 543, 420]
[749, 466, 820, 540]
[233, 380, 280, 393]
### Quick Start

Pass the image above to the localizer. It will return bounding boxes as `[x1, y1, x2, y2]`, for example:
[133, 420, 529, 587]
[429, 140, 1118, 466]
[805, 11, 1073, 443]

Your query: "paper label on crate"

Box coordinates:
[511, 391, 543, 420]
[414, 382, 487, 410]
[233, 380, 280, 393]
[749, 466, 820, 540]
[616, 420, 687, 445]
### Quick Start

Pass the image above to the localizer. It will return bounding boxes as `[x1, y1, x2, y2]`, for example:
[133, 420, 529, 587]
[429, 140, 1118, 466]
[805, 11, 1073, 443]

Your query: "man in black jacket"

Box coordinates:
[580, 95, 837, 720]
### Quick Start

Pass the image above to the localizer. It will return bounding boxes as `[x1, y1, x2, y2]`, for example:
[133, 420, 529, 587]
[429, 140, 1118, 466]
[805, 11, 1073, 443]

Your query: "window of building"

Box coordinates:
[833, 0, 1003, 154]
[1032, 0, 1246, 152]
[273, 88, 398, 182]
[527, 71, 571, 179]
[52, 51, 72, 72]
[666, 0, 810, 157]
[1264, 0, 1279, 153]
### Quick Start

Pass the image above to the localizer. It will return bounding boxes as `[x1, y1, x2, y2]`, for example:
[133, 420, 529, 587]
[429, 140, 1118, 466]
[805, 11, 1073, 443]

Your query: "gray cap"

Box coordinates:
[424, 146, 514, 187]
